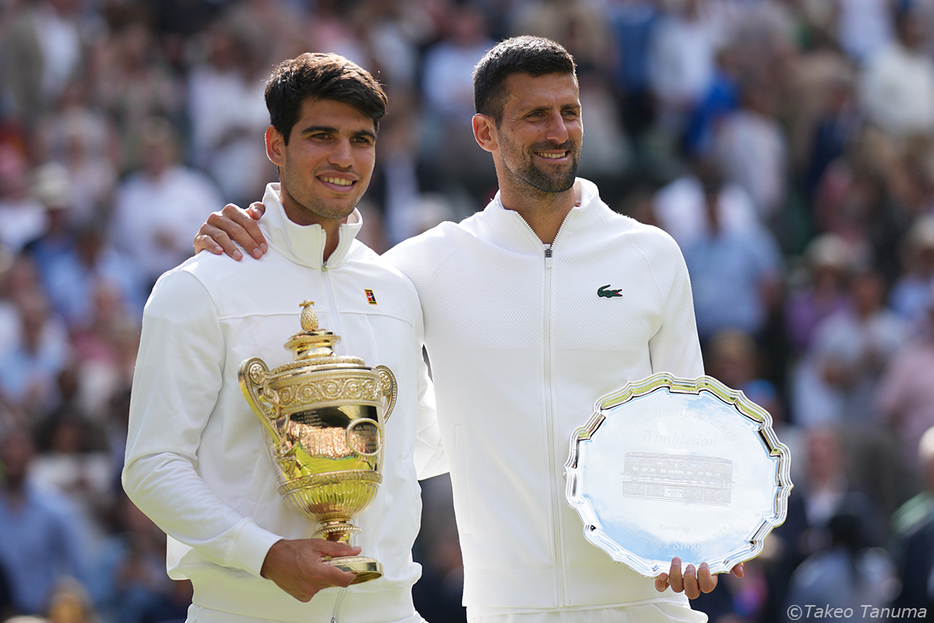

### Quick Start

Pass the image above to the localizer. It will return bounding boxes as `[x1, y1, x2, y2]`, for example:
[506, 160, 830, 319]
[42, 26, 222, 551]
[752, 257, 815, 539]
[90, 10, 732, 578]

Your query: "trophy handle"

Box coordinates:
[238, 357, 282, 442]
[374, 365, 397, 422]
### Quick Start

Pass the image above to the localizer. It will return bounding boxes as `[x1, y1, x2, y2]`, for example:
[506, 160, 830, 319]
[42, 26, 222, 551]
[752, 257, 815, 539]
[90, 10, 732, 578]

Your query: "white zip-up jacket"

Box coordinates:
[123, 183, 445, 623]
[383, 178, 704, 612]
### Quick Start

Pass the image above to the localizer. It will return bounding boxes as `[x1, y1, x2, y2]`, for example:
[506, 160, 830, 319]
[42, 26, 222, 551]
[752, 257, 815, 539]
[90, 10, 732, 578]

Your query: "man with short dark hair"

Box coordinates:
[124, 52, 444, 623]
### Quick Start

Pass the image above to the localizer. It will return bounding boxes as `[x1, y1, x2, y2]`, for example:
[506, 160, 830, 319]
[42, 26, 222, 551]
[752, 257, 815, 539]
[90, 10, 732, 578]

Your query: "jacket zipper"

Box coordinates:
[542, 242, 565, 607]
[516, 207, 573, 608]
[543, 205, 574, 607]
[329, 586, 347, 623]
[321, 259, 345, 355]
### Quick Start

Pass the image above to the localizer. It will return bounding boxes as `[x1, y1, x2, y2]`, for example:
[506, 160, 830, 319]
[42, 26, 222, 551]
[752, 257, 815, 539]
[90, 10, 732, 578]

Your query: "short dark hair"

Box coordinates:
[265, 52, 388, 144]
[473, 36, 576, 123]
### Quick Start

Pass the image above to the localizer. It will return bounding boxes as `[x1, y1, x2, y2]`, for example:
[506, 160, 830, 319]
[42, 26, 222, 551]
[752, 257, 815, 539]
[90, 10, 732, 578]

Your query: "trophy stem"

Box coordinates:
[314, 520, 360, 542]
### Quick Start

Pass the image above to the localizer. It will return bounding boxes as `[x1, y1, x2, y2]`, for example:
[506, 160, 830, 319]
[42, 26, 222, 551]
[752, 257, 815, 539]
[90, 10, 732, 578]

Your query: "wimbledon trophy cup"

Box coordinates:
[238, 301, 397, 584]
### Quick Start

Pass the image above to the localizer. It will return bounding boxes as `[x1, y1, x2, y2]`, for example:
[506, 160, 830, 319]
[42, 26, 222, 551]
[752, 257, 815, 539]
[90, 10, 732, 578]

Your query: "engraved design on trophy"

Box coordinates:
[239, 301, 397, 583]
[620, 452, 734, 506]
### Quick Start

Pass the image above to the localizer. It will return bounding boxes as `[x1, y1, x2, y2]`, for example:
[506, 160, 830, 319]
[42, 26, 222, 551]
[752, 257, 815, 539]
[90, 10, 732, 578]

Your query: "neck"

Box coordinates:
[499, 181, 580, 245]
[277, 186, 345, 261]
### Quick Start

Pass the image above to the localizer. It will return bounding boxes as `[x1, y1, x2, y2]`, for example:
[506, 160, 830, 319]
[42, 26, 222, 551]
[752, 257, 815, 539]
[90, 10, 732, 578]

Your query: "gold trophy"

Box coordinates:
[239, 301, 397, 583]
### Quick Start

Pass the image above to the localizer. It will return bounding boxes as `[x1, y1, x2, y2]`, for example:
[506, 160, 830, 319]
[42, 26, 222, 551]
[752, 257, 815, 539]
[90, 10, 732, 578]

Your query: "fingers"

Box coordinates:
[666, 559, 720, 598]
[219, 202, 267, 258]
[682, 563, 700, 599]
[193, 203, 268, 260]
[316, 539, 362, 558]
[668, 558, 684, 594]
[194, 225, 238, 258]
[315, 557, 359, 590]
[696, 562, 718, 595]
[308, 540, 360, 593]
[248, 201, 266, 219]
[732, 562, 745, 578]
[209, 207, 267, 259]
[260, 537, 361, 602]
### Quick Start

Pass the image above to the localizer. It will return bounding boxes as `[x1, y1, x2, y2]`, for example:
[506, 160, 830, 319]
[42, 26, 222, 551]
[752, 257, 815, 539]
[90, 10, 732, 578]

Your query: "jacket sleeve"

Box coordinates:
[122, 269, 281, 577]
[647, 236, 705, 378]
[412, 286, 448, 480]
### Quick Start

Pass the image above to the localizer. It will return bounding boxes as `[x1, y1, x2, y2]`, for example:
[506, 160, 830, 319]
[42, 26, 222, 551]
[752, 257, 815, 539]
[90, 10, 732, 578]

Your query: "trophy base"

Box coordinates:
[325, 555, 383, 584]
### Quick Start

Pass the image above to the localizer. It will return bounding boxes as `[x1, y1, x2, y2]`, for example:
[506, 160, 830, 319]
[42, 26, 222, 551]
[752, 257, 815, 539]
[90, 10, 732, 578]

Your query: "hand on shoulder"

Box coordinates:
[194, 202, 268, 261]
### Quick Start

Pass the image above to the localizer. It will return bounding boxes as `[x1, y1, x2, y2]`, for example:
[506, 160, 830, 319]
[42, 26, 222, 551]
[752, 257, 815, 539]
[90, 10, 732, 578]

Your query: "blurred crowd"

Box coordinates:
[2, 0, 934, 621]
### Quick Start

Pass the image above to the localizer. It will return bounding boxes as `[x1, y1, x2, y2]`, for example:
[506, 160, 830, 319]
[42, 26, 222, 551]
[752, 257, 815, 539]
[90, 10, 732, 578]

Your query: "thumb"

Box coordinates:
[248, 202, 266, 219]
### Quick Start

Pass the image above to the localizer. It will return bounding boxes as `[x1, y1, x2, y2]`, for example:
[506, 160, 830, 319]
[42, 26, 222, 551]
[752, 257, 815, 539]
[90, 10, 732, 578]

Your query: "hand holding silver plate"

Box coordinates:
[565, 372, 793, 579]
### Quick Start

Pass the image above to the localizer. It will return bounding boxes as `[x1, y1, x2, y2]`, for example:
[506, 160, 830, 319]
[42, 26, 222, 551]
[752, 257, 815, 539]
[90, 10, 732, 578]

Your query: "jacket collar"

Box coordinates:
[260, 183, 363, 269]
[482, 178, 604, 250]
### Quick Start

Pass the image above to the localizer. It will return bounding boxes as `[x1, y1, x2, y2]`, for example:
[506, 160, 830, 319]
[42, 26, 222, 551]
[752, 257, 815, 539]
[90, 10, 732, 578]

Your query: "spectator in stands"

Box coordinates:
[680, 158, 784, 345]
[0, 146, 50, 254]
[859, 5, 934, 139]
[0, 426, 89, 617]
[889, 426, 934, 615]
[419, 3, 494, 208]
[0, 288, 71, 418]
[0, 0, 88, 133]
[783, 510, 897, 622]
[186, 17, 270, 208]
[712, 73, 788, 225]
[785, 234, 855, 360]
[95, 14, 185, 175]
[107, 116, 223, 292]
[888, 215, 934, 331]
[792, 266, 908, 425]
[875, 284, 934, 470]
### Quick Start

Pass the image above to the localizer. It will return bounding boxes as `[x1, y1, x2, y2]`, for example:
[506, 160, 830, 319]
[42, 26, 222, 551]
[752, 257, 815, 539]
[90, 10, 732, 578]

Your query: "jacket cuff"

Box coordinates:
[228, 519, 283, 577]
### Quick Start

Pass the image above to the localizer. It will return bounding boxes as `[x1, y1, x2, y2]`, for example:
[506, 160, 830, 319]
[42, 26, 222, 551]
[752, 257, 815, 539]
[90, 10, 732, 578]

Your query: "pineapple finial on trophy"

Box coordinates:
[287, 301, 340, 360]
[299, 300, 318, 332]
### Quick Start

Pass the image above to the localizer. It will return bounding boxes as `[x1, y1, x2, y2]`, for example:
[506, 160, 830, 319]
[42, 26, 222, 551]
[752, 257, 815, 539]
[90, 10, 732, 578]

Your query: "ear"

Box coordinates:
[472, 113, 498, 154]
[265, 125, 285, 167]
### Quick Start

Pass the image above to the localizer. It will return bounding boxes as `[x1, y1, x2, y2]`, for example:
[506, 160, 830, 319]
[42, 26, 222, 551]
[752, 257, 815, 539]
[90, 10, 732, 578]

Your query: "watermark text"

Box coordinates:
[787, 605, 927, 620]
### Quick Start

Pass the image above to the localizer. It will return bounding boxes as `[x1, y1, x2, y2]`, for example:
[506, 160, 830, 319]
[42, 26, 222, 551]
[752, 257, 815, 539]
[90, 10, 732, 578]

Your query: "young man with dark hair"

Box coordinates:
[124, 52, 444, 623]
[196, 38, 742, 622]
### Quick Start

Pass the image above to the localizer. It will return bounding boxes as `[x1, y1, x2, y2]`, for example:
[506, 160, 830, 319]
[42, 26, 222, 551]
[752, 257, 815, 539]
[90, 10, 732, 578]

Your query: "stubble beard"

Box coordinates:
[503, 139, 580, 195]
[281, 172, 362, 225]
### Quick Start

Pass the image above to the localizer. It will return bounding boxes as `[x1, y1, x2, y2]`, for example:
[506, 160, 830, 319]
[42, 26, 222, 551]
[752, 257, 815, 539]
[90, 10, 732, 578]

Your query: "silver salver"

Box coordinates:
[565, 373, 793, 578]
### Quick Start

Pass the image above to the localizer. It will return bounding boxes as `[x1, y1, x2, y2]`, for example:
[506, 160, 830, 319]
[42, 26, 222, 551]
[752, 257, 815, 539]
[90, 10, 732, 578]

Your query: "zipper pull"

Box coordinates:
[544, 245, 553, 268]
[322, 260, 328, 272]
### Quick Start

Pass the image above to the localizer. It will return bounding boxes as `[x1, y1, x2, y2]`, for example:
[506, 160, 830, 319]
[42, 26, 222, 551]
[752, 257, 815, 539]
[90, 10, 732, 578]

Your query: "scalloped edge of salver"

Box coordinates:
[564, 372, 794, 578]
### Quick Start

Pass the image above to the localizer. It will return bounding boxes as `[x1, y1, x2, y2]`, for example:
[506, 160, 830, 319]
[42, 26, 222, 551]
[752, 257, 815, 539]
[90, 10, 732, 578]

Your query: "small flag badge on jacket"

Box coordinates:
[365, 289, 377, 305]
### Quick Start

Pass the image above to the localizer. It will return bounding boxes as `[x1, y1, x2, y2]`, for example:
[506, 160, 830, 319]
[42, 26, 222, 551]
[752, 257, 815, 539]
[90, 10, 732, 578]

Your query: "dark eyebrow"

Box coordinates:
[298, 125, 377, 141]
[520, 103, 581, 116]
[299, 125, 337, 136]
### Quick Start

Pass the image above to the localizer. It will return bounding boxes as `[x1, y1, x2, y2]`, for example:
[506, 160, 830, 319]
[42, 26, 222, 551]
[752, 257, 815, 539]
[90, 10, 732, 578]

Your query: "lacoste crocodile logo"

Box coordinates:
[597, 284, 623, 298]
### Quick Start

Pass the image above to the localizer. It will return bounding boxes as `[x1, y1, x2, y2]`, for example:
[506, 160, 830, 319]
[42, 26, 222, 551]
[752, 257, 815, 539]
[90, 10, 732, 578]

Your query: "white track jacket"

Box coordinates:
[383, 178, 704, 612]
[123, 184, 445, 623]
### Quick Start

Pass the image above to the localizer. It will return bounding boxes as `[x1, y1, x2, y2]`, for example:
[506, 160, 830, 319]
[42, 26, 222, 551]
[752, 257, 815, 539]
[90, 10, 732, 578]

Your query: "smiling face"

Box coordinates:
[266, 97, 377, 227]
[486, 72, 582, 196]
